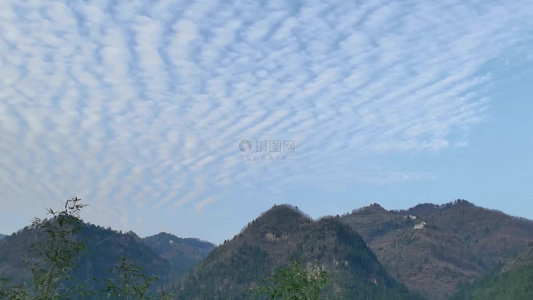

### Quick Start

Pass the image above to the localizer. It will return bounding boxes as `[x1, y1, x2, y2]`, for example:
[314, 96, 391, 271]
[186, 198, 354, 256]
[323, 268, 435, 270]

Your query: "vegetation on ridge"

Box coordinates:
[0, 197, 171, 299]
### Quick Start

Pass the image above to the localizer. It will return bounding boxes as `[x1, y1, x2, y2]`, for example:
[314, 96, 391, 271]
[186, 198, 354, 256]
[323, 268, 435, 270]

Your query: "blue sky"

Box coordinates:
[0, 0, 532, 244]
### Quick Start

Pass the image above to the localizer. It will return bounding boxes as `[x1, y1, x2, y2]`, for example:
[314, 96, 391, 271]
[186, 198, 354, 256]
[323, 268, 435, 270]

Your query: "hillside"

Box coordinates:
[0, 222, 214, 295]
[2, 200, 531, 299]
[341, 200, 533, 299]
[0, 234, 5, 240]
[142, 232, 215, 275]
[166, 204, 423, 299]
[450, 243, 533, 299]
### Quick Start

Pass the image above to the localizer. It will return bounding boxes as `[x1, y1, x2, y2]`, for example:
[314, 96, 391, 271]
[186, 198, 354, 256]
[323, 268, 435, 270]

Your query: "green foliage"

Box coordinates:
[98, 256, 159, 299]
[252, 260, 329, 300]
[0, 277, 28, 299]
[22, 197, 87, 299]
[450, 263, 533, 300]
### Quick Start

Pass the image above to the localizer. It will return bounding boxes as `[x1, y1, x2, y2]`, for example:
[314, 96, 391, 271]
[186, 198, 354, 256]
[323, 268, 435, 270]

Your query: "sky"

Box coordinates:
[0, 0, 532, 245]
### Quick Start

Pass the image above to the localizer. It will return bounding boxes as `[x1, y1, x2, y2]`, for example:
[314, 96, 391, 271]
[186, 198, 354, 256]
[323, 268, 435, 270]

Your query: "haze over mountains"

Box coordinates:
[1, 199, 532, 299]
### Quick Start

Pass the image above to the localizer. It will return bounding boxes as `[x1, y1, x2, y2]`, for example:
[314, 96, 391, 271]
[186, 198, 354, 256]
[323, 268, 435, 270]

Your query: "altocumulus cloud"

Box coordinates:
[0, 0, 532, 239]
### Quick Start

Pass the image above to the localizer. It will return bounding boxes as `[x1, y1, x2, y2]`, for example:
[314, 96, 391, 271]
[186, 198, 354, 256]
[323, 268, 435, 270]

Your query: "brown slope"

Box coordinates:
[500, 241, 533, 274]
[450, 243, 533, 299]
[340, 200, 533, 299]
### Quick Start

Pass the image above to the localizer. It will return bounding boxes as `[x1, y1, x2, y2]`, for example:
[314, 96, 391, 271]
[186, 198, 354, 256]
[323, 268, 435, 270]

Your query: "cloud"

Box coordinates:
[194, 197, 216, 213]
[1, 0, 532, 240]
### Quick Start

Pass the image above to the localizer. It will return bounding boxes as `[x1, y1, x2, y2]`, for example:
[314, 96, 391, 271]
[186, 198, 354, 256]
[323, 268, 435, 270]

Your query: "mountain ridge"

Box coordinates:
[2, 200, 532, 299]
[340, 199, 533, 299]
[167, 204, 423, 299]
[142, 232, 215, 275]
[0, 220, 215, 295]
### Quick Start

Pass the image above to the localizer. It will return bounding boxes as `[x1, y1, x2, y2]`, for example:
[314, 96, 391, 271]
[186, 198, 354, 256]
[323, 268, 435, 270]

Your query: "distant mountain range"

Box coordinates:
[0, 233, 5, 240]
[1, 199, 532, 299]
[143, 232, 215, 275]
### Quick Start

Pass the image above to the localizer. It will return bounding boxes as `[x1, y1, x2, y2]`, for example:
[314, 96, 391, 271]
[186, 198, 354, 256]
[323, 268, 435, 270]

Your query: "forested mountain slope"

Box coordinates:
[341, 200, 533, 299]
[167, 204, 423, 299]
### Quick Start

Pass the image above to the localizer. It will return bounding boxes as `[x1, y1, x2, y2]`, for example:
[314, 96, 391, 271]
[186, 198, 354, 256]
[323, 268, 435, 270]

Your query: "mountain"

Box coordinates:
[0, 223, 169, 292]
[450, 243, 533, 299]
[0, 234, 5, 240]
[142, 232, 215, 275]
[166, 204, 423, 299]
[3, 200, 531, 299]
[0, 222, 214, 295]
[340, 200, 533, 299]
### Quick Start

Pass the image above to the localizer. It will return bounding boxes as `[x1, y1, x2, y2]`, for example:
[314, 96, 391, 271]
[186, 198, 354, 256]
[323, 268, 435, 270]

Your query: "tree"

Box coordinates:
[0, 277, 28, 299]
[0, 197, 169, 299]
[99, 256, 159, 299]
[25, 197, 88, 299]
[252, 260, 329, 300]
